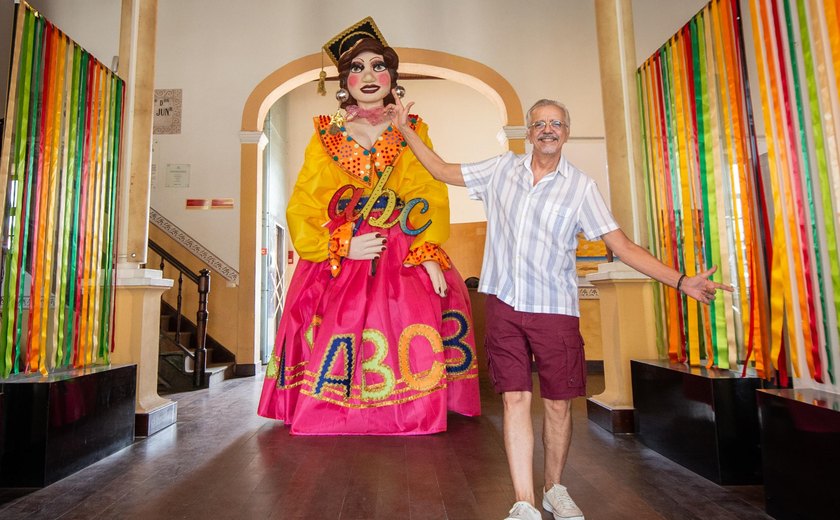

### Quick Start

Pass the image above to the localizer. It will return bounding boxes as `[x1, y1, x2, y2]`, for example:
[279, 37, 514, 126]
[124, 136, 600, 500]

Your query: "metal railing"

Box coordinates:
[148, 239, 210, 388]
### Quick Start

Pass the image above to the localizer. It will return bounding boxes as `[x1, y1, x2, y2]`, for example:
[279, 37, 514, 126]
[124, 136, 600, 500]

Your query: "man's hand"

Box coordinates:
[347, 233, 386, 260]
[385, 91, 414, 133]
[680, 265, 734, 304]
[422, 260, 447, 297]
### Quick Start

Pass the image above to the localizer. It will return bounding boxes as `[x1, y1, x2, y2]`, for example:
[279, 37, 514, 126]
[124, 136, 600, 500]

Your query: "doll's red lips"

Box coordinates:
[360, 85, 380, 93]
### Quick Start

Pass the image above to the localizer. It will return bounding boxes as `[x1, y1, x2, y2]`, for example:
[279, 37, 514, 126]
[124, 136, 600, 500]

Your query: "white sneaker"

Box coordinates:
[542, 484, 584, 520]
[504, 500, 542, 520]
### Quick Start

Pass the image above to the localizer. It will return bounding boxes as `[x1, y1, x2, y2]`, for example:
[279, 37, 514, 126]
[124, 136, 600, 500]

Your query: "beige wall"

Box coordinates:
[446, 222, 487, 281]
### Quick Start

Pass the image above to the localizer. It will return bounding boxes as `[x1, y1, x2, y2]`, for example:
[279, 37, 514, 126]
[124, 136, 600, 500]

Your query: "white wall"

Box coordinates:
[632, 0, 707, 65]
[31, 0, 120, 69]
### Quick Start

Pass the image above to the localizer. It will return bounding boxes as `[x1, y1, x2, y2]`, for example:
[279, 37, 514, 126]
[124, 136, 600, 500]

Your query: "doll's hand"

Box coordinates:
[422, 260, 447, 297]
[347, 233, 386, 260]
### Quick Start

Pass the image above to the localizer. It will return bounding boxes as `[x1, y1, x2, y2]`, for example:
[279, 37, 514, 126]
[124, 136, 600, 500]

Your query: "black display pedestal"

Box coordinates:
[631, 359, 762, 484]
[758, 388, 840, 520]
[0, 364, 136, 487]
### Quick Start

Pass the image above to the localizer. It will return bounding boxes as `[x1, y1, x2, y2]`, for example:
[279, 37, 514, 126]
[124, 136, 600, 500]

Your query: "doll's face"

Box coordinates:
[346, 51, 391, 106]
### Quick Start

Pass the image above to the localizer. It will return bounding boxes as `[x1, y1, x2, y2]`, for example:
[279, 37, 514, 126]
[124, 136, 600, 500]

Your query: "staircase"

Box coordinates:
[158, 301, 235, 392]
[146, 238, 236, 393]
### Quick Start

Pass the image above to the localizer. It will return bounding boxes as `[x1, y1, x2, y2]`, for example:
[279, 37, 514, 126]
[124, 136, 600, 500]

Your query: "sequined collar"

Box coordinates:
[314, 115, 420, 188]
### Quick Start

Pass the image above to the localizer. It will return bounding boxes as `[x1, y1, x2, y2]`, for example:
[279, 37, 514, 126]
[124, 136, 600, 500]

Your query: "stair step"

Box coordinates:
[162, 330, 193, 346]
[158, 300, 234, 393]
[156, 359, 234, 393]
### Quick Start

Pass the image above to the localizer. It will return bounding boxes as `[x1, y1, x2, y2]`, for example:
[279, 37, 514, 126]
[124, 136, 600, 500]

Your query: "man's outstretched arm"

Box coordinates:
[387, 92, 466, 186]
[601, 228, 733, 304]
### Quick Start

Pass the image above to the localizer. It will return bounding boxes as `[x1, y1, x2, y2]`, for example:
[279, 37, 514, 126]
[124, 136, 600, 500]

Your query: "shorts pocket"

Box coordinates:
[564, 334, 586, 390]
[484, 332, 499, 387]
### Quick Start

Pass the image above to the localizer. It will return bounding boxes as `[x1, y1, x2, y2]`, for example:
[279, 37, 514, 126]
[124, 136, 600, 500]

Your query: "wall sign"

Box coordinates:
[153, 88, 182, 134]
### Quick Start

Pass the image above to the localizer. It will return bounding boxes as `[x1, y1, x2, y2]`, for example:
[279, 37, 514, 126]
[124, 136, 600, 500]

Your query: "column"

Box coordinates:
[118, 0, 158, 264]
[237, 131, 269, 375]
[594, 0, 647, 243]
[588, 0, 655, 433]
[111, 0, 175, 435]
[586, 264, 657, 433]
[112, 269, 176, 436]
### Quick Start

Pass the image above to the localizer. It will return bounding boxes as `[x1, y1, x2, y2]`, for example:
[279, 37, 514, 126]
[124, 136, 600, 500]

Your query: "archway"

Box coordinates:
[235, 49, 524, 366]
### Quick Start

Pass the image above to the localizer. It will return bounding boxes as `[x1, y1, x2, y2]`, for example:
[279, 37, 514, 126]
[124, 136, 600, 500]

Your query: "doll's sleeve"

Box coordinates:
[397, 120, 453, 269]
[286, 132, 340, 263]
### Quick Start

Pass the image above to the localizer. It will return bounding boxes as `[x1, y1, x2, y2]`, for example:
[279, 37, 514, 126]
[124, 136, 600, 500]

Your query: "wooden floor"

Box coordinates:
[0, 373, 772, 520]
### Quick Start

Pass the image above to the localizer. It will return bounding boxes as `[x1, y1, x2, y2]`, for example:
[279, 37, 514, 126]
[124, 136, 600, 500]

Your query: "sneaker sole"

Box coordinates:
[542, 496, 585, 520]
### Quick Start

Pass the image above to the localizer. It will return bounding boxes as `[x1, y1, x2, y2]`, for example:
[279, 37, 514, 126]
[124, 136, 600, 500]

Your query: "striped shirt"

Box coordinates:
[461, 152, 618, 316]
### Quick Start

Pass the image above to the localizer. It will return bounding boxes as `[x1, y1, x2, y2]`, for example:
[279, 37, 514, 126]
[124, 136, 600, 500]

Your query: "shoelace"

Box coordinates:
[509, 503, 535, 518]
[550, 492, 579, 511]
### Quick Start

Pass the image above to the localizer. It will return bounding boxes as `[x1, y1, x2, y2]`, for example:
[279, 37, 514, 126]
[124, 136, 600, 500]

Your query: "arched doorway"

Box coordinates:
[236, 49, 524, 366]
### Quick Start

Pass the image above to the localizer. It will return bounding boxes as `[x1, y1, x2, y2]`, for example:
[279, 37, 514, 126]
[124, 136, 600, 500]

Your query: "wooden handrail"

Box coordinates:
[149, 240, 200, 283]
[148, 240, 211, 388]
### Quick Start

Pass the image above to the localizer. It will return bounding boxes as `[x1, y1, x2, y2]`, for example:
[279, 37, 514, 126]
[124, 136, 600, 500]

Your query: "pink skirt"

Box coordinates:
[257, 216, 481, 435]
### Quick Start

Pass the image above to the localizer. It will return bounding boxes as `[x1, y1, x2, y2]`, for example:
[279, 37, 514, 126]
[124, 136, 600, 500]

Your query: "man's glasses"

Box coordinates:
[528, 120, 568, 131]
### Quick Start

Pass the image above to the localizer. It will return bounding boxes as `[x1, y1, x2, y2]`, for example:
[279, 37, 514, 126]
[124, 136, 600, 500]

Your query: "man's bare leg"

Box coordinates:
[542, 398, 573, 491]
[503, 391, 535, 505]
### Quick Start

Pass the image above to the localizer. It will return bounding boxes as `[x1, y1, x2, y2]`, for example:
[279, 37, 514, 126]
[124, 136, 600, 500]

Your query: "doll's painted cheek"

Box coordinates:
[348, 75, 360, 89]
[375, 72, 390, 88]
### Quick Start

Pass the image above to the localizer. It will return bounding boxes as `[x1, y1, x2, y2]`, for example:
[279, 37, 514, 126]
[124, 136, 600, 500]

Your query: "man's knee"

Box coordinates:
[502, 390, 532, 410]
[542, 397, 572, 417]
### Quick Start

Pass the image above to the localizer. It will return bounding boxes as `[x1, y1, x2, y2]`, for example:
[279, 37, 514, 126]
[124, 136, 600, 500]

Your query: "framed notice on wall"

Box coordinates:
[165, 164, 190, 187]
[153, 89, 182, 134]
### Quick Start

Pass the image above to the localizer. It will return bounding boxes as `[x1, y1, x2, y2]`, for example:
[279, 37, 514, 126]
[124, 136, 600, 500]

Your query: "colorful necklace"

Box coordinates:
[345, 105, 388, 125]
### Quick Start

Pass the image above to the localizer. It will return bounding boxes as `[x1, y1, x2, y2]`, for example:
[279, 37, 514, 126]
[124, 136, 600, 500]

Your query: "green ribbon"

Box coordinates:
[98, 77, 123, 361]
[64, 51, 89, 364]
[796, 0, 837, 381]
[783, 0, 832, 382]
[55, 44, 82, 367]
[12, 14, 45, 373]
[2, 9, 33, 377]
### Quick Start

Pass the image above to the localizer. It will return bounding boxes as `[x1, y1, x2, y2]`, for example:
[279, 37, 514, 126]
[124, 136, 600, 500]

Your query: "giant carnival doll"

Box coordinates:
[258, 17, 480, 434]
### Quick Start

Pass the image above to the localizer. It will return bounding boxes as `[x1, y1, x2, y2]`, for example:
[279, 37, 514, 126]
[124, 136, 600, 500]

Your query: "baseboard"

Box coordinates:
[135, 401, 177, 437]
[234, 363, 258, 377]
[586, 360, 604, 374]
[586, 397, 637, 434]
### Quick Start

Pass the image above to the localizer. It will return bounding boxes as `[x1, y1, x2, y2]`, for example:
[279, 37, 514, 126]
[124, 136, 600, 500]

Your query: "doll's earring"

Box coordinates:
[336, 88, 350, 103]
[394, 85, 406, 98]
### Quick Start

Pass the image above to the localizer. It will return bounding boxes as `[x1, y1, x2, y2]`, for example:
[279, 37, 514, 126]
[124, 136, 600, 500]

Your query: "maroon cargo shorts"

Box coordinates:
[484, 295, 586, 400]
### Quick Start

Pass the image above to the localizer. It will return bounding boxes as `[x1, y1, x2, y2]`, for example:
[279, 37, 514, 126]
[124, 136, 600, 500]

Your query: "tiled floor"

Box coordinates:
[0, 373, 771, 519]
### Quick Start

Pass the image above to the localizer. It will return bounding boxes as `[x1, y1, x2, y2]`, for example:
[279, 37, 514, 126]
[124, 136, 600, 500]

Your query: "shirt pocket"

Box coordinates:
[541, 205, 576, 246]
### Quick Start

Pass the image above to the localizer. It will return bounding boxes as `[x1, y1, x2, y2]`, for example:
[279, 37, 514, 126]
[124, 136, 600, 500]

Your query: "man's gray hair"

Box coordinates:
[526, 99, 571, 127]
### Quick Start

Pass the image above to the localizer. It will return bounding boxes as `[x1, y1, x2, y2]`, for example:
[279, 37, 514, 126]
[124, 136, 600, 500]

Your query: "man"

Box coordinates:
[389, 96, 730, 520]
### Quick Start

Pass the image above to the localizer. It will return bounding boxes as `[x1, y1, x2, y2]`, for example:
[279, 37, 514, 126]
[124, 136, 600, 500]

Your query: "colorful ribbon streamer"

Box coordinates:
[639, 0, 840, 385]
[0, 3, 124, 377]
[638, 0, 769, 375]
